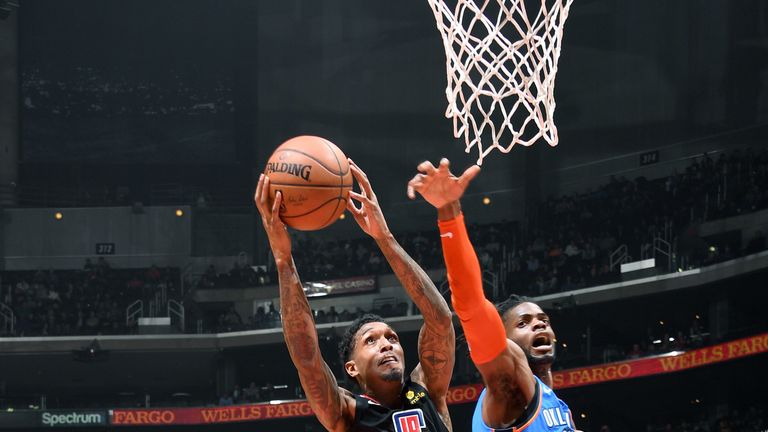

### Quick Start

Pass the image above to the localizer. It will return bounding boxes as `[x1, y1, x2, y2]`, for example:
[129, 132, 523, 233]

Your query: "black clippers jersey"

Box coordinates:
[351, 379, 450, 432]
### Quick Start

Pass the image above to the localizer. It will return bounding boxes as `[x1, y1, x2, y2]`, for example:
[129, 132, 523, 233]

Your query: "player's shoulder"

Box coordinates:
[335, 387, 361, 432]
[475, 340, 535, 417]
[506, 338, 527, 360]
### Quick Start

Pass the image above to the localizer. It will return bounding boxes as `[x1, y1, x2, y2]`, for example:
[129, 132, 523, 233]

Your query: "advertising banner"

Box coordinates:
[552, 332, 768, 389]
[40, 410, 107, 428]
[303, 275, 377, 297]
[111, 401, 313, 426]
[109, 332, 767, 425]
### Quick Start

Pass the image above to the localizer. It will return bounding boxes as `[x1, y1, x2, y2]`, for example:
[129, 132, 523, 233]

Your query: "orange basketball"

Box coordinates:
[263, 136, 352, 231]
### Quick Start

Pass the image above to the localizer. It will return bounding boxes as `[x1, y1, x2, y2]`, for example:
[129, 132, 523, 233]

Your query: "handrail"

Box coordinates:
[180, 262, 195, 298]
[640, 242, 652, 261]
[482, 270, 499, 301]
[653, 237, 672, 270]
[609, 244, 629, 270]
[0, 302, 15, 335]
[167, 299, 185, 333]
[126, 300, 143, 326]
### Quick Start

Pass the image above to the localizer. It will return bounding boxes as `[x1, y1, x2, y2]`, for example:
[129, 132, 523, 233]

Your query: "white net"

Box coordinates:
[427, 0, 573, 164]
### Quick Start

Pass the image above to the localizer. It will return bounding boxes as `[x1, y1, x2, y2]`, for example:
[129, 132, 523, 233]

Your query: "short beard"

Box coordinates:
[526, 351, 555, 367]
[381, 368, 404, 382]
[525, 344, 556, 368]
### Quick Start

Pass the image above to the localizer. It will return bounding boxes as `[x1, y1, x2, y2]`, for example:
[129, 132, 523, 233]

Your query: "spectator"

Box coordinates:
[243, 382, 260, 403]
[627, 344, 643, 359]
[232, 384, 242, 404]
[218, 393, 234, 406]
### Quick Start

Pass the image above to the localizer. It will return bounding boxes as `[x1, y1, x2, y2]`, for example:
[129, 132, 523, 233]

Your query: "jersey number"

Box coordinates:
[392, 408, 426, 432]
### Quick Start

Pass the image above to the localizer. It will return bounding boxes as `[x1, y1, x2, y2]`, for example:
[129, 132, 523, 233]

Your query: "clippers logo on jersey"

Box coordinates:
[392, 408, 426, 432]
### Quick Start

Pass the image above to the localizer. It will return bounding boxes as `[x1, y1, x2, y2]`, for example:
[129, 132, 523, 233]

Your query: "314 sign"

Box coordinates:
[640, 150, 660, 166]
[95, 243, 115, 255]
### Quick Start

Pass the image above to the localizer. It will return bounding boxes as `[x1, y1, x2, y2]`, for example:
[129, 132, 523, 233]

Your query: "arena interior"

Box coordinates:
[0, 0, 766, 431]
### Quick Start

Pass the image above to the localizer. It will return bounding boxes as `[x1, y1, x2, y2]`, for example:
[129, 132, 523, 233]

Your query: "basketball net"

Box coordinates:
[427, 0, 573, 164]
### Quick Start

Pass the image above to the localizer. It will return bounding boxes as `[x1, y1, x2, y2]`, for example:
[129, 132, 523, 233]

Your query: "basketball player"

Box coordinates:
[407, 159, 577, 431]
[254, 159, 455, 432]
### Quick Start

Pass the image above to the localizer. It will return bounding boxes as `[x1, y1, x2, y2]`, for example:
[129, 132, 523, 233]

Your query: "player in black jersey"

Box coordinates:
[255, 159, 455, 432]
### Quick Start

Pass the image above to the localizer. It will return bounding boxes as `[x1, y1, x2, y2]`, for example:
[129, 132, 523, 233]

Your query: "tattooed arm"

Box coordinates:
[255, 175, 355, 432]
[377, 236, 455, 430]
[346, 160, 455, 428]
[276, 257, 356, 431]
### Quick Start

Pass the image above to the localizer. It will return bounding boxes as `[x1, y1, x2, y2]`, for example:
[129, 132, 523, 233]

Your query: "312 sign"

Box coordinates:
[95, 243, 115, 255]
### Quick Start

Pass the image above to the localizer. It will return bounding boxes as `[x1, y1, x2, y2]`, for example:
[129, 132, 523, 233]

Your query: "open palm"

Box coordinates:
[407, 158, 480, 209]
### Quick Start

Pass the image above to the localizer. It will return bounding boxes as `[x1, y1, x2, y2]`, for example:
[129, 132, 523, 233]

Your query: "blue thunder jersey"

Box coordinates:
[471, 376, 574, 431]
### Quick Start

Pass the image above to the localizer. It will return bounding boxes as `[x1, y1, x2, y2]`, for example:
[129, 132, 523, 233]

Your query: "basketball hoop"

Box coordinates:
[426, 0, 573, 164]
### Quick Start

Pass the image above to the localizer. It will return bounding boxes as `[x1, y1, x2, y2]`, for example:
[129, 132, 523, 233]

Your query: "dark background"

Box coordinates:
[3, 1, 767, 430]
[17, 0, 768, 207]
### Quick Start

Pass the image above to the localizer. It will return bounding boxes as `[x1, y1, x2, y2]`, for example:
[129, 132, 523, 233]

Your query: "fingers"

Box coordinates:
[417, 160, 438, 175]
[348, 159, 375, 199]
[347, 192, 365, 215]
[254, 174, 264, 206]
[346, 195, 367, 227]
[348, 190, 372, 209]
[406, 173, 425, 200]
[438, 158, 450, 174]
[271, 190, 282, 222]
[254, 174, 270, 217]
[261, 175, 271, 208]
[457, 164, 481, 187]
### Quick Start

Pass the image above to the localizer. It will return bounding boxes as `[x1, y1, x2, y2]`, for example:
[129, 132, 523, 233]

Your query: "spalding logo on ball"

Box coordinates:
[264, 135, 353, 231]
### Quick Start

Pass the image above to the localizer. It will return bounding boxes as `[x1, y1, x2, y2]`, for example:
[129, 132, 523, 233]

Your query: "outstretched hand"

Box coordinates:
[346, 159, 392, 241]
[254, 174, 292, 261]
[406, 158, 480, 209]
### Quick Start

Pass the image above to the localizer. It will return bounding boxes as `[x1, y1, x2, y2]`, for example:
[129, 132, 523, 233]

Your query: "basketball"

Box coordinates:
[263, 136, 352, 231]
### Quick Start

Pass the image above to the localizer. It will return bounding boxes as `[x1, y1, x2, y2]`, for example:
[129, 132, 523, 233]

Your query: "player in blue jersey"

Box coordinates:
[408, 159, 578, 431]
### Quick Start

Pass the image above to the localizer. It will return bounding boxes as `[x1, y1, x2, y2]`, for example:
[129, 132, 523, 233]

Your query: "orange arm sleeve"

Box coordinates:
[439, 213, 507, 365]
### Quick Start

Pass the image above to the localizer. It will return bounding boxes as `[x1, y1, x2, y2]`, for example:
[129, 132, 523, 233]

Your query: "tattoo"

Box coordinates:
[439, 410, 453, 431]
[418, 322, 453, 392]
[421, 350, 449, 371]
[277, 259, 348, 430]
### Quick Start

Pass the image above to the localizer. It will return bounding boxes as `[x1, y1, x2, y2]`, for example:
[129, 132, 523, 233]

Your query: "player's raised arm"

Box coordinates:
[346, 160, 455, 427]
[255, 174, 355, 432]
[408, 159, 536, 429]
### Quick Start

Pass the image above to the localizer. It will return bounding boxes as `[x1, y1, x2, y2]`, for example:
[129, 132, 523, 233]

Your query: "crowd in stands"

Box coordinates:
[211, 300, 408, 334]
[210, 310, 720, 406]
[0, 259, 180, 337]
[645, 405, 765, 432]
[5, 149, 766, 339]
[275, 148, 768, 300]
[22, 66, 233, 119]
[559, 318, 710, 370]
[196, 262, 271, 290]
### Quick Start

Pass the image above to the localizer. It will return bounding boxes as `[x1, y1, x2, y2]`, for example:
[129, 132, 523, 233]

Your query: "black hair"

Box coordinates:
[338, 313, 388, 367]
[495, 294, 534, 323]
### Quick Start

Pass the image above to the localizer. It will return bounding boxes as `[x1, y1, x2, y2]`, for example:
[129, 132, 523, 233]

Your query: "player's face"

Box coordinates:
[503, 302, 556, 366]
[348, 322, 405, 386]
